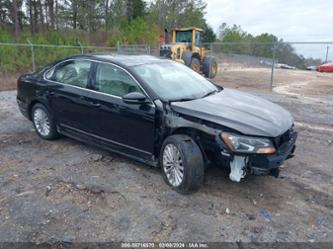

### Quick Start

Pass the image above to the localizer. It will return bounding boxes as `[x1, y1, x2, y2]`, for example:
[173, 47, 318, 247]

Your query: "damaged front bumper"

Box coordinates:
[248, 143, 296, 176]
[221, 129, 297, 182]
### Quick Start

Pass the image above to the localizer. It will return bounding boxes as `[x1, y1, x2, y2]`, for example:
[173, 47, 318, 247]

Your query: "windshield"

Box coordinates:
[176, 31, 192, 43]
[132, 61, 218, 101]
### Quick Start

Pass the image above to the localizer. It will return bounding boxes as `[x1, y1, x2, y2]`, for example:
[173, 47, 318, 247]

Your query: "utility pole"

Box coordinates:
[325, 45, 329, 63]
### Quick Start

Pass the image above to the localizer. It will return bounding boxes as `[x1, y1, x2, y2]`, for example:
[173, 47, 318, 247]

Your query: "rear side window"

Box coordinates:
[95, 63, 142, 97]
[46, 60, 91, 88]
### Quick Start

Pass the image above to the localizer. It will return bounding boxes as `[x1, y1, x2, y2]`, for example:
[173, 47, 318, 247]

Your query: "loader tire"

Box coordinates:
[202, 56, 218, 78]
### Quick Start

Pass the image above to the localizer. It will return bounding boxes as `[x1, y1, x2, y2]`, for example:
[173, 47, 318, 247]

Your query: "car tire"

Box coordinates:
[160, 135, 204, 194]
[31, 103, 59, 140]
[202, 56, 218, 78]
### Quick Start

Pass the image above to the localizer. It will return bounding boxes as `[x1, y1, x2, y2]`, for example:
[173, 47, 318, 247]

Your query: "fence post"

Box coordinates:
[270, 43, 277, 91]
[78, 41, 84, 54]
[147, 44, 151, 55]
[27, 39, 35, 72]
[117, 41, 120, 54]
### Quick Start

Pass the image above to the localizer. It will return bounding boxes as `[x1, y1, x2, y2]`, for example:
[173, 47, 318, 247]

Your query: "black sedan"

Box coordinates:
[17, 54, 297, 193]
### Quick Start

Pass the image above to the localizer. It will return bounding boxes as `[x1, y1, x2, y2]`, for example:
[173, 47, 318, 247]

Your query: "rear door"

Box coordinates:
[84, 62, 156, 157]
[45, 59, 94, 132]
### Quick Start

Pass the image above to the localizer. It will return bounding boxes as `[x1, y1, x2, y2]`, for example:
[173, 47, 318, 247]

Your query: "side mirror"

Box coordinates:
[122, 92, 149, 104]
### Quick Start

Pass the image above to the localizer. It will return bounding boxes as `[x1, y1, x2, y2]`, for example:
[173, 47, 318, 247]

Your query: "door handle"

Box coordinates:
[77, 96, 100, 108]
[47, 91, 55, 96]
[89, 102, 101, 108]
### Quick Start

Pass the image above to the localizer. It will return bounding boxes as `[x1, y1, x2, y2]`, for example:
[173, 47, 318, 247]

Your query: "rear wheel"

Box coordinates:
[32, 103, 59, 140]
[160, 135, 204, 194]
[202, 56, 218, 78]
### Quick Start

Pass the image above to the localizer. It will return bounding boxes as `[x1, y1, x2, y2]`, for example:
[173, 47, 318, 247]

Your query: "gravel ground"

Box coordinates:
[0, 89, 333, 243]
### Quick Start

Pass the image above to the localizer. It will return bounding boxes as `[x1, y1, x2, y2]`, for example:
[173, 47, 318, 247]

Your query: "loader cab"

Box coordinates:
[172, 27, 203, 51]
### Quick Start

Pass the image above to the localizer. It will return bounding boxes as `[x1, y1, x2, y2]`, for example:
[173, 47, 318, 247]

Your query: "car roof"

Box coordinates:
[69, 54, 167, 67]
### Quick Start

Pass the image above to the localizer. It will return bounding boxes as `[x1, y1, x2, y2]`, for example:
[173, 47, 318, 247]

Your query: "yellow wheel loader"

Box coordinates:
[159, 27, 218, 79]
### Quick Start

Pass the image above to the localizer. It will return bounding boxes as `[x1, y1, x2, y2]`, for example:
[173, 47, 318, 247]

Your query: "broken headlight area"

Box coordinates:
[219, 132, 296, 182]
[221, 132, 276, 154]
[227, 154, 283, 183]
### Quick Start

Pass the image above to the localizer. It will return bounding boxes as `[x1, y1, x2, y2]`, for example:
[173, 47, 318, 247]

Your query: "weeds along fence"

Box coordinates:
[0, 42, 115, 73]
[0, 41, 332, 91]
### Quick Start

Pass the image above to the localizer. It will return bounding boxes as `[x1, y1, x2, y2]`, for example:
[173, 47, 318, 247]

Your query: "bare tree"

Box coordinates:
[38, 0, 44, 31]
[32, 0, 38, 33]
[12, 0, 20, 40]
[55, 0, 58, 30]
[28, 0, 35, 35]
[47, 0, 55, 29]
[104, 0, 109, 31]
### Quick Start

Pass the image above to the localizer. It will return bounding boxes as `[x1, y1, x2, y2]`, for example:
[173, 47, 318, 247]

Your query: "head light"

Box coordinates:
[221, 132, 276, 154]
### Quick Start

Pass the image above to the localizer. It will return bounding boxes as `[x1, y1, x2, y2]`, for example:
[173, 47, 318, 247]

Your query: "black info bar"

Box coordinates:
[0, 242, 332, 249]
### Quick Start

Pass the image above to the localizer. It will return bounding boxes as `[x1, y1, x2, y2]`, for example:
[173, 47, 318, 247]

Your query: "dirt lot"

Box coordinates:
[0, 72, 20, 91]
[215, 66, 333, 96]
[0, 78, 333, 242]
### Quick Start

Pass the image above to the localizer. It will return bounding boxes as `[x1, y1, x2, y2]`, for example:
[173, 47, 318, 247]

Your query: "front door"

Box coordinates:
[83, 62, 156, 159]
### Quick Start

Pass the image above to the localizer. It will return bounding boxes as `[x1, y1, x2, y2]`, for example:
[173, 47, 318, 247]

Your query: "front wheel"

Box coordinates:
[160, 135, 204, 194]
[31, 103, 59, 140]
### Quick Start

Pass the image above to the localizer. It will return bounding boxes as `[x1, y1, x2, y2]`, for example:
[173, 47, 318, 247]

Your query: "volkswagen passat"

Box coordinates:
[17, 54, 297, 193]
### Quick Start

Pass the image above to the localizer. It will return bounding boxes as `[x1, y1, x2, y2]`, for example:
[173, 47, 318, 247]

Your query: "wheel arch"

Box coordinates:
[170, 127, 209, 164]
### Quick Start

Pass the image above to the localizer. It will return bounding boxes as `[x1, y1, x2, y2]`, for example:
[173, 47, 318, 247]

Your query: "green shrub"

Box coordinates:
[108, 18, 160, 46]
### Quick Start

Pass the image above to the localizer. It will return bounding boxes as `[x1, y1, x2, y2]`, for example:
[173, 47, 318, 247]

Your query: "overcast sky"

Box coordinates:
[205, 0, 333, 59]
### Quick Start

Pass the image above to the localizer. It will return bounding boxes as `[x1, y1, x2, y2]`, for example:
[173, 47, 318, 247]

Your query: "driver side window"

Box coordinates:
[95, 63, 142, 97]
[47, 60, 91, 88]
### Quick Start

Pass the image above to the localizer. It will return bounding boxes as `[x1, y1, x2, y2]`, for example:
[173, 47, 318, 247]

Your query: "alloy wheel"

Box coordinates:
[33, 108, 51, 137]
[162, 144, 184, 187]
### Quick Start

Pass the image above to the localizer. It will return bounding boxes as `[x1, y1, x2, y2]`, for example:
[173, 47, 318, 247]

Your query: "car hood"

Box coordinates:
[170, 88, 293, 137]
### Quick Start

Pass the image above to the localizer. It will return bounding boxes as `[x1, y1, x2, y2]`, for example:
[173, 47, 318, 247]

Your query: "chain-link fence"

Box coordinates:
[204, 42, 333, 93]
[1, 41, 332, 94]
